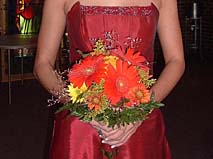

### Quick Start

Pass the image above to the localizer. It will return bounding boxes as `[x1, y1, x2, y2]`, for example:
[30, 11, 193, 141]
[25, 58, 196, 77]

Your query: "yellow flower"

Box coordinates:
[104, 55, 118, 69]
[67, 83, 87, 103]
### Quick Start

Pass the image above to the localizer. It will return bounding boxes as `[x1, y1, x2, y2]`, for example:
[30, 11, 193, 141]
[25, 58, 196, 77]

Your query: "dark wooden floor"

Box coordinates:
[0, 56, 213, 159]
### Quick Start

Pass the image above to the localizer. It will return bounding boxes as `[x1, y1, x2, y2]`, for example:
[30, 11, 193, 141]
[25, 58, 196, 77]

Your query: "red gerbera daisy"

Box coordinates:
[104, 59, 140, 105]
[68, 55, 106, 88]
[111, 48, 149, 70]
[124, 48, 146, 65]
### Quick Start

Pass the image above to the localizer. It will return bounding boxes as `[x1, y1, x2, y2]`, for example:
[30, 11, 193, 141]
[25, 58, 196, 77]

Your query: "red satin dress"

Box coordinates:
[50, 2, 171, 159]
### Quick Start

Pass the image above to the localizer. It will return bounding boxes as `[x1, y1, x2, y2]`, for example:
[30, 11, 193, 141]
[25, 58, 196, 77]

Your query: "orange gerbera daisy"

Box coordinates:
[127, 84, 151, 105]
[87, 94, 102, 111]
[104, 59, 140, 105]
[68, 55, 106, 88]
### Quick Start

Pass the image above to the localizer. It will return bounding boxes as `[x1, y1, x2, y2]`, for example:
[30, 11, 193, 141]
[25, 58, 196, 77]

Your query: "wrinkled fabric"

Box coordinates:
[50, 1, 171, 159]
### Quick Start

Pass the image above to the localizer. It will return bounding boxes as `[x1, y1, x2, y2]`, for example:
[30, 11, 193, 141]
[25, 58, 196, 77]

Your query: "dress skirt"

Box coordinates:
[49, 109, 171, 159]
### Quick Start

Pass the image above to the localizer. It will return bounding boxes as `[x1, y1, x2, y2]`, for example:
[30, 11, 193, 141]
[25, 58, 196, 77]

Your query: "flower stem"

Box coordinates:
[101, 146, 119, 159]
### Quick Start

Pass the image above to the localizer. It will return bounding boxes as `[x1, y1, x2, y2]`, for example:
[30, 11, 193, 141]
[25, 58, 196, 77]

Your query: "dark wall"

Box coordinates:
[155, 0, 213, 61]
[202, 0, 213, 58]
[180, 0, 213, 59]
[7, 0, 19, 34]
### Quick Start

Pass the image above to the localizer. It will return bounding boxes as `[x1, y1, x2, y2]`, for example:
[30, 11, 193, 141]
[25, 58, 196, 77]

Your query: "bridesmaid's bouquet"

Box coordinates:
[56, 40, 164, 128]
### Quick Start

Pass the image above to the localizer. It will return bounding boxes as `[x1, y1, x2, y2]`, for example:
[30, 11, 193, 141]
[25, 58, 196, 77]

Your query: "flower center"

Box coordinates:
[92, 96, 100, 105]
[135, 90, 144, 99]
[116, 76, 128, 93]
[84, 67, 95, 76]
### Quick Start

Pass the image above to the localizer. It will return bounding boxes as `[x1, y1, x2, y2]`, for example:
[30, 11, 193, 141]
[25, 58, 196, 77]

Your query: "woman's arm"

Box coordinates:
[34, 0, 68, 99]
[151, 0, 185, 102]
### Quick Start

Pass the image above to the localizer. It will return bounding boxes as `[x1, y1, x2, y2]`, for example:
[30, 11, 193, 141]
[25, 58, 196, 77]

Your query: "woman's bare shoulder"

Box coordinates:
[151, 0, 162, 10]
[64, 0, 80, 14]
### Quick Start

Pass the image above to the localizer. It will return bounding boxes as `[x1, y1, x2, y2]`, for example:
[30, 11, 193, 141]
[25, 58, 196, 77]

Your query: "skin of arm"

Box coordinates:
[151, 0, 185, 102]
[33, 0, 68, 101]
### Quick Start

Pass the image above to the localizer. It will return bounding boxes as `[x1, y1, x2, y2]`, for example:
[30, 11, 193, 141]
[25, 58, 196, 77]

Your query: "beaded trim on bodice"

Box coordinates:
[80, 3, 158, 16]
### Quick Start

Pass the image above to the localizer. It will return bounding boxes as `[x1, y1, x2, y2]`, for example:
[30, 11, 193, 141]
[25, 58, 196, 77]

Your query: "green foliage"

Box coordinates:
[137, 67, 156, 88]
[57, 95, 164, 128]
[93, 39, 107, 54]
[76, 39, 107, 58]
[101, 148, 119, 159]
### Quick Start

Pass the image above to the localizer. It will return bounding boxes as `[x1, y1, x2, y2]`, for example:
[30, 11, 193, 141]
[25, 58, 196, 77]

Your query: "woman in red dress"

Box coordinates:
[34, 0, 185, 158]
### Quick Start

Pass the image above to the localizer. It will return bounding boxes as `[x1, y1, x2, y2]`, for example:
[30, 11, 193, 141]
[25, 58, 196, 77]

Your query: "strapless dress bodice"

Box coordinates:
[66, 1, 159, 67]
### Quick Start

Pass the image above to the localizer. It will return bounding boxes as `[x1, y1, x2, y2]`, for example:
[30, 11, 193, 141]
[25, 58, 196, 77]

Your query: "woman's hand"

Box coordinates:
[90, 121, 142, 148]
[48, 70, 71, 104]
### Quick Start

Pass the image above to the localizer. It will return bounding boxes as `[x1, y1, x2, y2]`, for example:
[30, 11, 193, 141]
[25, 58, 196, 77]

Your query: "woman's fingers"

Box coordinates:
[102, 126, 126, 141]
[89, 120, 113, 133]
[105, 122, 141, 140]
[102, 122, 142, 147]
[109, 125, 138, 148]
[90, 120, 142, 147]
